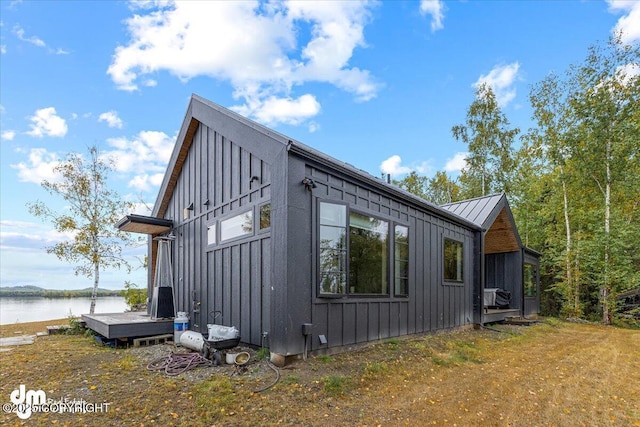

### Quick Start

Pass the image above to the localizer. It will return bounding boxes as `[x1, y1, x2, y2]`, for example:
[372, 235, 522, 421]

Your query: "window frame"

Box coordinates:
[316, 200, 408, 299]
[318, 200, 349, 297]
[347, 209, 390, 296]
[393, 224, 409, 297]
[443, 237, 464, 285]
[258, 202, 271, 233]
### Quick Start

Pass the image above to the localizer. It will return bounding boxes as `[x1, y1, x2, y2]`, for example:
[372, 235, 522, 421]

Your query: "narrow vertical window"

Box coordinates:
[259, 203, 271, 230]
[394, 225, 409, 296]
[207, 223, 216, 245]
[319, 203, 347, 295]
[444, 238, 463, 282]
[524, 263, 537, 297]
[349, 212, 388, 295]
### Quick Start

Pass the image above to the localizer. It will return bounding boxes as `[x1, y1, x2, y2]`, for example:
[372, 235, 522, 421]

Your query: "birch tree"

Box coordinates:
[28, 146, 137, 314]
[568, 36, 640, 323]
[452, 83, 519, 198]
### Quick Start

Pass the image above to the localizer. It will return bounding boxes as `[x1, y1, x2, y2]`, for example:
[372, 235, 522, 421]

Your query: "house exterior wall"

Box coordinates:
[162, 122, 272, 346]
[273, 155, 476, 356]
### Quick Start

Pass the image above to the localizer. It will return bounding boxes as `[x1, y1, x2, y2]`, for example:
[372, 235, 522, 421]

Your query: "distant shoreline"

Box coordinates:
[0, 289, 124, 298]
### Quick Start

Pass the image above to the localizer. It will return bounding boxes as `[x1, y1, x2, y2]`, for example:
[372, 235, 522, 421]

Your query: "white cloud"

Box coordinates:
[308, 121, 320, 133]
[127, 173, 165, 192]
[108, 1, 379, 126]
[381, 155, 412, 176]
[13, 25, 45, 47]
[444, 152, 468, 173]
[607, 0, 640, 44]
[98, 110, 124, 129]
[11, 148, 61, 184]
[26, 107, 68, 138]
[104, 130, 174, 190]
[0, 220, 75, 250]
[473, 62, 521, 107]
[1, 130, 16, 140]
[420, 0, 445, 32]
[231, 94, 320, 126]
[1, 44, 6, 54]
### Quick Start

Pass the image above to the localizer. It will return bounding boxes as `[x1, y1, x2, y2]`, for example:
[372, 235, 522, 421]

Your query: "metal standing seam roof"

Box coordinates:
[440, 193, 506, 229]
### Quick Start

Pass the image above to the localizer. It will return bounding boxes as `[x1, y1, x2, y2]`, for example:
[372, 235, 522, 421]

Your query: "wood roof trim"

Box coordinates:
[156, 117, 199, 218]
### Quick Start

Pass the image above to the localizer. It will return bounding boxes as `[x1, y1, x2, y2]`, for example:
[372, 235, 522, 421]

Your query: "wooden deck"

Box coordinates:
[482, 308, 521, 324]
[82, 312, 173, 339]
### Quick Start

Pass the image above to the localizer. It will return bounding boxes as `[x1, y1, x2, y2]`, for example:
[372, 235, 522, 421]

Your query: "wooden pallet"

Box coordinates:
[133, 334, 174, 347]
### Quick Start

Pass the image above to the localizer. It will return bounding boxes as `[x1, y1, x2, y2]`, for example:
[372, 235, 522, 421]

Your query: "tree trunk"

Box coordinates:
[560, 165, 575, 315]
[602, 139, 611, 325]
[90, 255, 99, 315]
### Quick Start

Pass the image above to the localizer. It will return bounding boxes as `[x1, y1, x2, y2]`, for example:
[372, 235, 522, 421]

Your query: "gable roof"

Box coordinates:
[152, 94, 482, 231]
[440, 193, 505, 229]
[441, 193, 523, 254]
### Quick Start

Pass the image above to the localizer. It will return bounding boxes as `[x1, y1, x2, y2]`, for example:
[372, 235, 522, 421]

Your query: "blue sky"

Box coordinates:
[1, 0, 638, 291]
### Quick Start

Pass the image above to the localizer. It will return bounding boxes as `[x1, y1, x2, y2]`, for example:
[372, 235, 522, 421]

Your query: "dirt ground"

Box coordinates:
[0, 319, 638, 426]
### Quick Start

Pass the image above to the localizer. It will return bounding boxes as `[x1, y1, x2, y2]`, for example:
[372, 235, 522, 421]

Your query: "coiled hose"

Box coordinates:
[147, 352, 213, 376]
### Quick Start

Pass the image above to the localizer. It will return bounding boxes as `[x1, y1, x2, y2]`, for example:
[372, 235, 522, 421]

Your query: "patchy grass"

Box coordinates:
[1, 319, 639, 426]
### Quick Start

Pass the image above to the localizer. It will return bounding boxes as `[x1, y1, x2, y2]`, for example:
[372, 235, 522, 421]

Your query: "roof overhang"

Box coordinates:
[115, 214, 173, 235]
[484, 207, 521, 254]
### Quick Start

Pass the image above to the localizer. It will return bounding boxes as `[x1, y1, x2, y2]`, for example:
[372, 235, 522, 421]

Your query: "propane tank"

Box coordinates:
[174, 312, 189, 345]
[179, 330, 204, 352]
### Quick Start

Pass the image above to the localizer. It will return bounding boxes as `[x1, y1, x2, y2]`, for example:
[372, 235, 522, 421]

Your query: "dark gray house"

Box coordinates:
[118, 94, 540, 364]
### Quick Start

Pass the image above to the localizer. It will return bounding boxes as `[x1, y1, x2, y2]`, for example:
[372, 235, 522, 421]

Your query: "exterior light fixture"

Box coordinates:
[302, 178, 317, 191]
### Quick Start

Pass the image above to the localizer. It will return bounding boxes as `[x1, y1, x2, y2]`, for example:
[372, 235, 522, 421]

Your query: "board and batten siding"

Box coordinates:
[298, 162, 475, 352]
[164, 122, 272, 347]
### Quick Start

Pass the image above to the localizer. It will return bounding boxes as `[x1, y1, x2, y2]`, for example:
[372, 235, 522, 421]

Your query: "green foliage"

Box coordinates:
[393, 170, 462, 205]
[66, 314, 86, 335]
[120, 281, 147, 311]
[513, 35, 640, 322]
[316, 355, 334, 363]
[452, 83, 519, 198]
[255, 347, 270, 361]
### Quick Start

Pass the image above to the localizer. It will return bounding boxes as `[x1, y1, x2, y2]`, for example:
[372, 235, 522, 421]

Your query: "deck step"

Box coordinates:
[46, 325, 70, 335]
[503, 316, 539, 326]
[133, 334, 174, 348]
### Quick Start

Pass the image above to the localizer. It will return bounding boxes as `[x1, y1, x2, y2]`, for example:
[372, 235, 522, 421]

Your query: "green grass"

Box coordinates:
[321, 375, 350, 396]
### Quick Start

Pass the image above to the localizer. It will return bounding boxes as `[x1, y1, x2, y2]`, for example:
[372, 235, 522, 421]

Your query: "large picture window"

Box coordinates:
[318, 201, 404, 297]
[349, 212, 389, 294]
[444, 238, 463, 283]
[394, 225, 409, 296]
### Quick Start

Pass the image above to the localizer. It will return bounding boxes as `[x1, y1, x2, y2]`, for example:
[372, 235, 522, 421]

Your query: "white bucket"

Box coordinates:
[174, 312, 189, 344]
[179, 330, 204, 352]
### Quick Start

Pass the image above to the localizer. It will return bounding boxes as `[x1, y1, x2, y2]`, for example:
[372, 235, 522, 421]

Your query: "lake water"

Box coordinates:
[0, 296, 128, 325]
